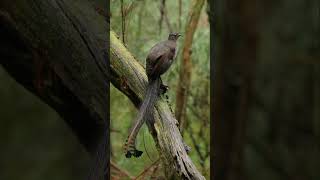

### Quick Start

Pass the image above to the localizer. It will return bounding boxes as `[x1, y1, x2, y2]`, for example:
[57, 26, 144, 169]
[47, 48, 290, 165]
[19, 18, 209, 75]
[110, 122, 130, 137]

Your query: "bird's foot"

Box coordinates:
[125, 149, 143, 158]
[159, 84, 169, 95]
[184, 142, 192, 154]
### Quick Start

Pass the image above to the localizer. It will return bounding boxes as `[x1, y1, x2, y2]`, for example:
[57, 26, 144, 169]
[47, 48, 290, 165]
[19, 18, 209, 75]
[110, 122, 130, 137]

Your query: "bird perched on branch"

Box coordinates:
[124, 32, 181, 158]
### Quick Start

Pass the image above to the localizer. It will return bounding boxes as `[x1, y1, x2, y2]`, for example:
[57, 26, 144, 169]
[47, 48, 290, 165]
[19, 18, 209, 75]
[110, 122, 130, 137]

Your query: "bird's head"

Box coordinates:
[168, 32, 182, 41]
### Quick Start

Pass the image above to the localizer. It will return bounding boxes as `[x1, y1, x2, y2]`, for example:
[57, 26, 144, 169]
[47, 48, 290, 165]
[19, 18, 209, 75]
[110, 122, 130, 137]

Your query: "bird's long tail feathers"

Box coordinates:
[124, 77, 160, 158]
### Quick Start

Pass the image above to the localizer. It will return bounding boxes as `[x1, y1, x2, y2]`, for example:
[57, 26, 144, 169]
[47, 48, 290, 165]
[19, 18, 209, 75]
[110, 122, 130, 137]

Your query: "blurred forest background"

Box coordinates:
[0, 66, 90, 180]
[1, 0, 318, 180]
[213, 0, 320, 180]
[110, 0, 210, 179]
[0, 0, 105, 180]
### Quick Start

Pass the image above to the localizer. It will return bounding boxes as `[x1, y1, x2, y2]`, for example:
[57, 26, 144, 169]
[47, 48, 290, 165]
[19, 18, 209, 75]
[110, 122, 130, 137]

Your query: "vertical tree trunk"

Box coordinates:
[178, 0, 182, 31]
[175, 0, 205, 131]
[213, 0, 259, 180]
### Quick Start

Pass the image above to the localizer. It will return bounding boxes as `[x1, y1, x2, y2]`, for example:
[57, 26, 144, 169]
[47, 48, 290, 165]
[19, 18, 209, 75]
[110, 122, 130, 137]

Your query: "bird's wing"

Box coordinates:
[150, 53, 168, 77]
[147, 42, 171, 63]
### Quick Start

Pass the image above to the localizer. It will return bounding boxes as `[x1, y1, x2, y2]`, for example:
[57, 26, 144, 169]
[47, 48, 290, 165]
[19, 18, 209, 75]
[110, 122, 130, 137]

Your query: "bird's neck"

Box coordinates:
[167, 37, 177, 41]
[167, 39, 177, 44]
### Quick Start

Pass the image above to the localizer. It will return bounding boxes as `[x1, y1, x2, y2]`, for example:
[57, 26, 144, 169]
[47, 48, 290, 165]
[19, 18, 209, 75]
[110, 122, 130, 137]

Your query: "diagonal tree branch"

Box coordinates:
[176, 0, 205, 132]
[0, 0, 109, 179]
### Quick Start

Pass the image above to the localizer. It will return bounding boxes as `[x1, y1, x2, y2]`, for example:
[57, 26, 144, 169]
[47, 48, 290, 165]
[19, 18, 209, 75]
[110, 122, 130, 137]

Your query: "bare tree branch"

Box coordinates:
[111, 160, 134, 179]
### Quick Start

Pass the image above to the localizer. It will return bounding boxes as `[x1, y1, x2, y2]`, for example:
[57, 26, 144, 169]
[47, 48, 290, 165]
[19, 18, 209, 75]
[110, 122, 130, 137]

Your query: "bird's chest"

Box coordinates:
[173, 46, 178, 59]
[169, 47, 178, 60]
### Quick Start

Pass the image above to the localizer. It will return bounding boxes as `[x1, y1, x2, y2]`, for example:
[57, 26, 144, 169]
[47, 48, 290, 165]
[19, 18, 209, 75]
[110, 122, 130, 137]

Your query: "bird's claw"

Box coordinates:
[125, 149, 143, 158]
[160, 84, 169, 94]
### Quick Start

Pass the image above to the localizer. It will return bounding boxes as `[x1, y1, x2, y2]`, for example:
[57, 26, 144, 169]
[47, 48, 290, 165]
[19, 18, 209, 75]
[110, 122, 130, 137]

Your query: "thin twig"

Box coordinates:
[124, 0, 138, 17]
[159, 0, 165, 34]
[134, 158, 161, 180]
[120, 0, 126, 44]
[164, 9, 173, 32]
[186, 118, 205, 164]
[111, 160, 134, 179]
[178, 0, 182, 30]
[159, 0, 173, 33]
[175, 0, 205, 132]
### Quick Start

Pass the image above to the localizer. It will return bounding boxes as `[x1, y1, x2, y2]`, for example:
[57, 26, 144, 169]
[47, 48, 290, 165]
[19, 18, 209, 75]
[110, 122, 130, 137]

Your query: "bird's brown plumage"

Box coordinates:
[124, 32, 181, 158]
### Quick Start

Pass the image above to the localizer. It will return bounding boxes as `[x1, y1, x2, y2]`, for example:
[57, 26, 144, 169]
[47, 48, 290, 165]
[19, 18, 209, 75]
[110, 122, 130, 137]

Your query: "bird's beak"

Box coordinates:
[178, 33, 182, 37]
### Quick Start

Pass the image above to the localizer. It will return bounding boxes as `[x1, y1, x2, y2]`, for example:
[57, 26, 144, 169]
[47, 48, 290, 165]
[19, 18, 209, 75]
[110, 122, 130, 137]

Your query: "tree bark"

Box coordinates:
[0, 0, 109, 179]
[213, 0, 259, 180]
[176, 0, 205, 132]
[0, 0, 108, 155]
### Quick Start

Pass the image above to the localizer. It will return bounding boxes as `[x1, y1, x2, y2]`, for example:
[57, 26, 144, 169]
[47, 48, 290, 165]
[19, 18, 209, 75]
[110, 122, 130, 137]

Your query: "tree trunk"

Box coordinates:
[213, 0, 259, 180]
[0, 0, 109, 155]
[176, 0, 205, 132]
[0, 0, 109, 179]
